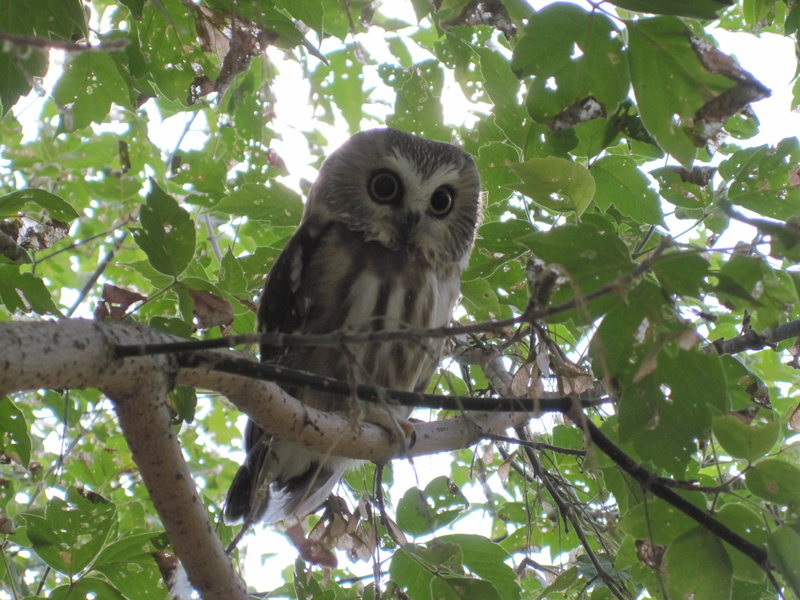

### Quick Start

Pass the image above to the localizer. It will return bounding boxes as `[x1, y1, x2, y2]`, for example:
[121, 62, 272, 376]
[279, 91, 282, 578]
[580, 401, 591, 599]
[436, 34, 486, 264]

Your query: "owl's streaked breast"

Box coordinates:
[280, 221, 460, 411]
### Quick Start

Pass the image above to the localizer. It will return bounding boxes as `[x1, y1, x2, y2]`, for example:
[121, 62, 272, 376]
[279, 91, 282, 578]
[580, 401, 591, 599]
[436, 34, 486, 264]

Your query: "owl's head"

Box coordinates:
[304, 128, 481, 266]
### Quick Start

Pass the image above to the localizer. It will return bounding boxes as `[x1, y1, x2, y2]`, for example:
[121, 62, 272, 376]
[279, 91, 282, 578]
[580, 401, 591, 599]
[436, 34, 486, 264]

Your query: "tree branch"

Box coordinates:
[515, 427, 630, 600]
[191, 353, 604, 413]
[0, 29, 129, 52]
[113, 316, 800, 364]
[0, 320, 247, 600]
[710, 319, 800, 355]
[566, 407, 770, 571]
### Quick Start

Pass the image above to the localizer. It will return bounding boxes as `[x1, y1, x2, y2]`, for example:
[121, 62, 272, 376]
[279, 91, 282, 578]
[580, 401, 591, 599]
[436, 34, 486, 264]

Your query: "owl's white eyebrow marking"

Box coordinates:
[388, 150, 461, 185]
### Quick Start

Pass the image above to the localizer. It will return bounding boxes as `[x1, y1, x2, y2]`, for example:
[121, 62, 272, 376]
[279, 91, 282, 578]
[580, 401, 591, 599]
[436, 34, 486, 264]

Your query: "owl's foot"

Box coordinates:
[367, 410, 416, 455]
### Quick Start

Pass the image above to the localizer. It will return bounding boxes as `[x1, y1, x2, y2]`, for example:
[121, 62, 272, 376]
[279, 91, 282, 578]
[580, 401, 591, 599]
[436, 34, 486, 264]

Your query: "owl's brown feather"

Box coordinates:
[224, 129, 481, 526]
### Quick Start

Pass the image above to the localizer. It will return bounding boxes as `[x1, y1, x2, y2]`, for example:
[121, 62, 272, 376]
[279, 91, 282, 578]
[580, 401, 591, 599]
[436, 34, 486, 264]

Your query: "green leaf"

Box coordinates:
[719, 138, 800, 220]
[508, 157, 595, 215]
[523, 221, 633, 319]
[591, 155, 664, 224]
[429, 576, 502, 600]
[606, 0, 732, 19]
[663, 527, 732, 600]
[651, 166, 713, 209]
[472, 220, 535, 254]
[120, 0, 145, 19]
[439, 535, 520, 600]
[745, 459, 800, 507]
[715, 504, 768, 584]
[390, 543, 448, 600]
[170, 385, 197, 424]
[767, 523, 800, 596]
[24, 495, 116, 576]
[397, 488, 436, 536]
[53, 51, 131, 132]
[0, 44, 47, 115]
[620, 496, 702, 545]
[719, 355, 769, 411]
[214, 183, 303, 225]
[714, 254, 799, 328]
[0, 189, 80, 221]
[0, 0, 85, 113]
[0, 397, 31, 467]
[661, 347, 729, 416]
[93, 532, 166, 600]
[460, 278, 507, 321]
[426, 478, 467, 527]
[170, 150, 228, 195]
[653, 251, 710, 297]
[218, 249, 248, 295]
[132, 3, 197, 103]
[713, 414, 780, 462]
[132, 180, 196, 277]
[476, 48, 520, 115]
[512, 4, 628, 123]
[627, 18, 734, 165]
[50, 577, 126, 600]
[590, 280, 668, 379]
[380, 61, 451, 140]
[0, 266, 61, 315]
[629, 348, 728, 472]
[396, 478, 467, 537]
[313, 49, 366, 134]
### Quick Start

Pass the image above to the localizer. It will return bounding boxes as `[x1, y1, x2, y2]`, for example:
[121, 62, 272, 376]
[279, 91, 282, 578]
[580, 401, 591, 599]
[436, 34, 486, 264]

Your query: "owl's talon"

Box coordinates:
[399, 419, 416, 451]
[372, 413, 416, 454]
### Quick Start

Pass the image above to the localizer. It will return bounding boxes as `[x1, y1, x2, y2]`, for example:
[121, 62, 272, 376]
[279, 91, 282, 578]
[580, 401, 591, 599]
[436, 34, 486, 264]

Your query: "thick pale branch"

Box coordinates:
[0, 319, 246, 600]
[102, 341, 247, 600]
[0, 318, 541, 465]
[177, 351, 404, 462]
[0, 319, 544, 596]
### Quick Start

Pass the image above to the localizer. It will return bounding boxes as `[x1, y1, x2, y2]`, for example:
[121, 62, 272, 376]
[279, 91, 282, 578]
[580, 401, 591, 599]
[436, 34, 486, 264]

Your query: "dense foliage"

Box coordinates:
[1, 0, 800, 598]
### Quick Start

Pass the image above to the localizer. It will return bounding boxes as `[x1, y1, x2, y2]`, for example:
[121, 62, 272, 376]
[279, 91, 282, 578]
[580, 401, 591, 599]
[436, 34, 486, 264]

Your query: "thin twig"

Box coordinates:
[567, 409, 770, 571]
[515, 427, 630, 600]
[114, 317, 800, 361]
[0, 29, 129, 52]
[489, 433, 586, 457]
[179, 352, 607, 413]
[66, 232, 127, 318]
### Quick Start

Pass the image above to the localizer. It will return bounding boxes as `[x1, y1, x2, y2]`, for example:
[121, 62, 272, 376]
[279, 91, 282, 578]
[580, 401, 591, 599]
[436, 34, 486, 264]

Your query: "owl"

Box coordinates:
[224, 128, 481, 526]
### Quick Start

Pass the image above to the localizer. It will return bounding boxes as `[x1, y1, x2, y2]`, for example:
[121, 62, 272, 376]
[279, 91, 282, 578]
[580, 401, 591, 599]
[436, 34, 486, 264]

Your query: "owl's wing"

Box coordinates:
[224, 220, 337, 525]
[257, 222, 325, 363]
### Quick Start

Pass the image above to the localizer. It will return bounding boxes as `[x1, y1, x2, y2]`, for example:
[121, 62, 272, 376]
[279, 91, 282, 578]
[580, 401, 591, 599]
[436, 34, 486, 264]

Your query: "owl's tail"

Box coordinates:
[224, 439, 354, 527]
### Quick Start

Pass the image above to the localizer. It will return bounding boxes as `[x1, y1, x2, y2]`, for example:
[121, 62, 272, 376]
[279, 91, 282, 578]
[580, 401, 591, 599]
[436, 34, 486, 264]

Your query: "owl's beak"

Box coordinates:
[403, 211, 421, 230]
[399, 210, 422, 242]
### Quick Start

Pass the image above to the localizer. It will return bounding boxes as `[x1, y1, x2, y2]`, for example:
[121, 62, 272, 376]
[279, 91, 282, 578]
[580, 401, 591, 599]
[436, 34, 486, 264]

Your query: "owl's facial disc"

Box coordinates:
[351, 148, 473, 256]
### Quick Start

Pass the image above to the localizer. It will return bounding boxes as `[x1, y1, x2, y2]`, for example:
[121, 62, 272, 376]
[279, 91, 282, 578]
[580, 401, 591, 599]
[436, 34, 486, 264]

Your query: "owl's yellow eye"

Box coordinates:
[368, 171, 402, 204]
[429, 186, 454, 216]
